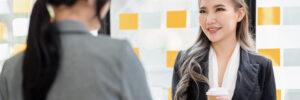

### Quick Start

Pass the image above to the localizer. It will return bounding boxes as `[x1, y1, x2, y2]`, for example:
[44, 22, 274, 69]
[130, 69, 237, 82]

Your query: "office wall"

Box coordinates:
[256, 0, 300, 100]
[111, 0, 300, 100]
[111, 0, 199, 99]
[0, 0, 31, 72]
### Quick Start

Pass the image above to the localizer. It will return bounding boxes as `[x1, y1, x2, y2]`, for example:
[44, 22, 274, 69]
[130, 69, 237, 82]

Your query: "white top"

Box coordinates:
[206, 87, 229, 96]
[208, 43, 240, 99]
[90, 30, 99, 37]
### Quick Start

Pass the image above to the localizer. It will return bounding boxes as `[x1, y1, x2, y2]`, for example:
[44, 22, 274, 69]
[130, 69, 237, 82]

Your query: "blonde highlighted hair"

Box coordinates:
[174, 0, 255, 99]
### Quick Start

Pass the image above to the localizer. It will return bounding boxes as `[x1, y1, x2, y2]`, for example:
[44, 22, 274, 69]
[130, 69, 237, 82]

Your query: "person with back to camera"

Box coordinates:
[0, 0, 152, 100]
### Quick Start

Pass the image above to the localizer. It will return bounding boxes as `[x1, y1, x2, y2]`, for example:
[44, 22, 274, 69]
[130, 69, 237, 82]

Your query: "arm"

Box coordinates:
[119, 41, 152, 100]
[172, 51, 182, 100]
[261, 59, 276, 100]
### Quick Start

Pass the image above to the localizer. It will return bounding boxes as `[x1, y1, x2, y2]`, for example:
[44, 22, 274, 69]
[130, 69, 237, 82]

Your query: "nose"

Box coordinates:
[206, 13, 217, 25]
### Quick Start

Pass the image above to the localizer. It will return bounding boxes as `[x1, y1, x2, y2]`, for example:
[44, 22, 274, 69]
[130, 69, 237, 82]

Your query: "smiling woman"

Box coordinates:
[172, 0, 276, 100]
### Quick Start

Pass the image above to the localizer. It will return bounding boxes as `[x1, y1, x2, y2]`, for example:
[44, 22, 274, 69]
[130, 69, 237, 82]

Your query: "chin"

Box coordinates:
[209, 40, 217, 43]
[208, 37, 221, 43]
[90, 25, 100, 31]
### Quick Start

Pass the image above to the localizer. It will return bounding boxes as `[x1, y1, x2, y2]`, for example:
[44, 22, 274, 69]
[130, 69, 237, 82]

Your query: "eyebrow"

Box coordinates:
[214, 4, 225, 8]
[199, 4, 226, 9]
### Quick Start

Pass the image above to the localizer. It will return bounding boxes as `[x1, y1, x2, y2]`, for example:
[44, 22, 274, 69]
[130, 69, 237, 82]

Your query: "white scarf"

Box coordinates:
[208, 43, 240, 99]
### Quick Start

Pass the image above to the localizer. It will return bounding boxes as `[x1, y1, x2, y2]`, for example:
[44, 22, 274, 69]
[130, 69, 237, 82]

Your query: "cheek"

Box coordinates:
[199, 16, 206, 28]
[217, 13, 237, 31]
[217, 10, 238, 22]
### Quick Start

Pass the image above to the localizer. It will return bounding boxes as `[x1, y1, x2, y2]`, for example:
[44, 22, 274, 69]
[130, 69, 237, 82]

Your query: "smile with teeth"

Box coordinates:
[207, 27, 221, 33]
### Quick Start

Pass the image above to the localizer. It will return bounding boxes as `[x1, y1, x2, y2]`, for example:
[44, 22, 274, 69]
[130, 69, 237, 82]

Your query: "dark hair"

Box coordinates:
[98, 10, 111, 36]
[22, 0, 109, 100]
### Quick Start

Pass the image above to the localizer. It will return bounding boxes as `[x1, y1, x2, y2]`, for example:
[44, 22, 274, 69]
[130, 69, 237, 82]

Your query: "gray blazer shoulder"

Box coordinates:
[0, 33, 152, 100]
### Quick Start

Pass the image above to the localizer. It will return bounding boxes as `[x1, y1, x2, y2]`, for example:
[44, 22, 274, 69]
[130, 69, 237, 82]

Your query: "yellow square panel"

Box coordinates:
[13, 0, 32, 13]
[168, 88, 172, 100]
[167, 11, 187, 28]
[13, 44, 27, 55]
[276, 90, 281, 100]
[0, 23, 7, 40]
[258, 49, 280, 66]
[167, 50, 179, 68]
[133, 48, 140, 58]
[119, 13, 138, 30]
[258, 7, 280, 25]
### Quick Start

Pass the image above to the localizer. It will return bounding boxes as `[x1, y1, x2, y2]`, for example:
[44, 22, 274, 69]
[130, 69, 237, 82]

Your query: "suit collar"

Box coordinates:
[232, 48, 259, 100]
[199, 50, 209, 78]
[55, 20, 91, 35]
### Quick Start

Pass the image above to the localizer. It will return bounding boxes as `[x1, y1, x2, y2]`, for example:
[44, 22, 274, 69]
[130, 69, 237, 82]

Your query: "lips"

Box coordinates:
[207, 27, 221, 34]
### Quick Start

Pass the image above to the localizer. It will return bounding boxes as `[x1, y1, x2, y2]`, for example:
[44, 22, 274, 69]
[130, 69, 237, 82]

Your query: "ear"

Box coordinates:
[236, 7, 246, 22]
[100, 1, 111, 19]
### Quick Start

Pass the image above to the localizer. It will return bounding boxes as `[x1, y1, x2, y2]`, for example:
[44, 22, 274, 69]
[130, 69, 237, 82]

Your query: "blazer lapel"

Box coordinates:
[232, 48, 259, 100]
[198, 54, 209, 99]
[200, 52, 209, 79]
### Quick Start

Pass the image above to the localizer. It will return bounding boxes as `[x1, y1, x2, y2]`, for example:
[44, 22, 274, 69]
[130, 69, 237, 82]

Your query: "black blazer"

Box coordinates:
[172, 48, 276, 100]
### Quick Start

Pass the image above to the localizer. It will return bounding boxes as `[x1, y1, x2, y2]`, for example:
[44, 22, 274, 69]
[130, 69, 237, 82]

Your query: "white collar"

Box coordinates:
[208, 42, 240, 99]
[90, 30, 99, 37]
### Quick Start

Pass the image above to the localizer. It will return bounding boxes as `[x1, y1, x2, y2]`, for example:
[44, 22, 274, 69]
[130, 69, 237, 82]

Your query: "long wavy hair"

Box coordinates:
[22, 0, 109, 100]
[174, 0, 255, 99]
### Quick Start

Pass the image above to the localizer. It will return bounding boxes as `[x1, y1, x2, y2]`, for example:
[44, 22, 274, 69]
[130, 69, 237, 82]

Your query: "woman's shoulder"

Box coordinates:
[246, 51, 273, 74]
[63, 34, 132, 56]
[2, 52, 24, 75]
[174, 51, 184, 70]
[96, 36, 133, 55]
[247, 51, 272, 66]
[96, 35, 132, 49]
[0, 52, 24, 94]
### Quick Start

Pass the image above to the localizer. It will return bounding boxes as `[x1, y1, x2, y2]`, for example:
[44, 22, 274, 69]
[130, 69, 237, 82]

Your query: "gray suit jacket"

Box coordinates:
[0, 20, 152, 100]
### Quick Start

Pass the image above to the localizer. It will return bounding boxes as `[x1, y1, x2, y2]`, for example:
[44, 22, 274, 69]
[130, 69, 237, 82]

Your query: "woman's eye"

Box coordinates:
[216, 8, 225, 12]
[199, 10, 206, 13]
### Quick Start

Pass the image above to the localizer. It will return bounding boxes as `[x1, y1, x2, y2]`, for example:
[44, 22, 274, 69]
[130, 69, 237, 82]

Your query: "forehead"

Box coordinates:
[199, 0, 235, 8]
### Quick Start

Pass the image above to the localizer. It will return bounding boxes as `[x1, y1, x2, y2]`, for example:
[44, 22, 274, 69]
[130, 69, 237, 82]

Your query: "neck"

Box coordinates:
[53, 5, 100, 30]
[212, 35, 237, 59]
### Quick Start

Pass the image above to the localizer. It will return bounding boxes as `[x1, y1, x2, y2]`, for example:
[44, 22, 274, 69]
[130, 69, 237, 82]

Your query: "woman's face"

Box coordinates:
[199, 0, 244, 43]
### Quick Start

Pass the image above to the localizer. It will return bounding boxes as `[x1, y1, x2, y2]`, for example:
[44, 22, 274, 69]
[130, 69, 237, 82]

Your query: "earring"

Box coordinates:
[47, 4, 55, 23]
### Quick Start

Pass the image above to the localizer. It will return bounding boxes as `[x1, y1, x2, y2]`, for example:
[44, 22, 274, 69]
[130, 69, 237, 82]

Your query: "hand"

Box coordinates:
[216, 96, 230, 100]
